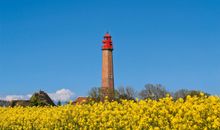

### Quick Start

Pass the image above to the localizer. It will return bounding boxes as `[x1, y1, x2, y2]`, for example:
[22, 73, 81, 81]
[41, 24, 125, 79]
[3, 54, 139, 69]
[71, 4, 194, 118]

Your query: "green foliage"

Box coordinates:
[29, 91, 55, 106]
[57, 100, 62, 106]
[30, 95, 47, 106]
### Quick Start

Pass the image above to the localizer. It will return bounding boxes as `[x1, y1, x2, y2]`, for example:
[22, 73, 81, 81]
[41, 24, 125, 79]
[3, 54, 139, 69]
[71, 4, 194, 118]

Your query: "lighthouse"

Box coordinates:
[101, 33, 114, 100]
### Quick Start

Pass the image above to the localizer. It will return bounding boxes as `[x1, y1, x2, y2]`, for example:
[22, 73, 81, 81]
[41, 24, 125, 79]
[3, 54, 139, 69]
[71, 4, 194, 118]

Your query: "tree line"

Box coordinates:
[88, 84, 210, 101]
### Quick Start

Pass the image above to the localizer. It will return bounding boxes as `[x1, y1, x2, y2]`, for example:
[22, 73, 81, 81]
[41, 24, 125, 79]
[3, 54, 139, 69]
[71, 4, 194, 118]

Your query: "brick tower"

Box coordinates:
[101, 32, 114, 100]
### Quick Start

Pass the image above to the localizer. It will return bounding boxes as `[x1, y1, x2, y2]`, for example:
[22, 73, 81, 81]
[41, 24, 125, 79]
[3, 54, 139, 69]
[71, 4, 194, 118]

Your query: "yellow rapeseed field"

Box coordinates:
[0, 94, 219, 130]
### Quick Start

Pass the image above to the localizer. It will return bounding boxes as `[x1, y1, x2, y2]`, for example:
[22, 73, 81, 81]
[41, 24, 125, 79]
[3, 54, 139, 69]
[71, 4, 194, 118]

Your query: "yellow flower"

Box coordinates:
[0, 96, 219, 129]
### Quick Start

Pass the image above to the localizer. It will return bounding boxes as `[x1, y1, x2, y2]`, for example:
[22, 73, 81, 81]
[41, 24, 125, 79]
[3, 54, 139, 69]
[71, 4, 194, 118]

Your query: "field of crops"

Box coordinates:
[0, 94, 219, 130]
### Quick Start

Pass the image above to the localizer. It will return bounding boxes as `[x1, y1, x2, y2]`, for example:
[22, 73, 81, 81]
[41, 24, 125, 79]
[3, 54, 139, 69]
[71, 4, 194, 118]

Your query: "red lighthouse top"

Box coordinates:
[102, 32, 113, 50]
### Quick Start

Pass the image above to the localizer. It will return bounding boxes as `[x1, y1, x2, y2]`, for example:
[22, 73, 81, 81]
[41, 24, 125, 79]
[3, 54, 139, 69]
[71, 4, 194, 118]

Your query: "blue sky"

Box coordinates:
[0, 0, 220, 100]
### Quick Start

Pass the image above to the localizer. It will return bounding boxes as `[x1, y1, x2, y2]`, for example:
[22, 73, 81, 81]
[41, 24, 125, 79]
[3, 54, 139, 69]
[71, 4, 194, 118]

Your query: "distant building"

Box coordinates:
[0, 100, 10, 107]
[0, 100, 30, 107]
[10, 100, 30, 107]
[0, 90, 55, 107]
[72, 97, 89, 105]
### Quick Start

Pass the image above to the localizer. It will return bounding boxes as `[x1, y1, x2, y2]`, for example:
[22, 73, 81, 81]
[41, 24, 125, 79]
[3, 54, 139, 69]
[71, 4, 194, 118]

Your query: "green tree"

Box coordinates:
[57, 100, 62, 106]
[29, 91, 55, 106]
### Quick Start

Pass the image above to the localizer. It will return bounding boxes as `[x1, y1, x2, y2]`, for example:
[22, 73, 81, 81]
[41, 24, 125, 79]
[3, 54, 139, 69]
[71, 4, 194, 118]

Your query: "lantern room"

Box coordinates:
[102, 33, 113, 50]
